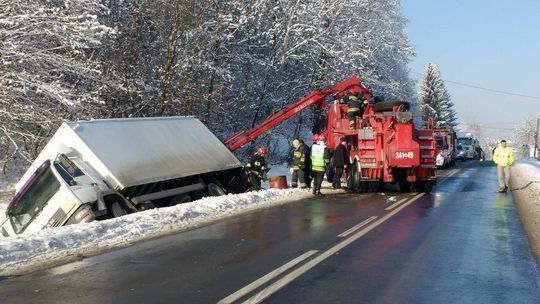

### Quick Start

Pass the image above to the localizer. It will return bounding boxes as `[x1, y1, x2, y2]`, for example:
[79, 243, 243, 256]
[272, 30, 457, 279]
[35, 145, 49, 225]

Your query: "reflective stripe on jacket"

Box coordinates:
[493, 146, 514, 167]
[347, 96, 360, 113]
[246, 154, 267, 177]
[292, 143, 308, 170]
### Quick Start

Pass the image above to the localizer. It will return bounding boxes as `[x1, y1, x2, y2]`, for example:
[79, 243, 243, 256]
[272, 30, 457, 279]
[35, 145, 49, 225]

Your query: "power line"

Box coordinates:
[410, 71, 540, 100]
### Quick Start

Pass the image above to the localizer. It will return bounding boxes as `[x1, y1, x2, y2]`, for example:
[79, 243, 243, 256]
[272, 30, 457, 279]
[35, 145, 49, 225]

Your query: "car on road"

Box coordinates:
[456, 145, 467, 161]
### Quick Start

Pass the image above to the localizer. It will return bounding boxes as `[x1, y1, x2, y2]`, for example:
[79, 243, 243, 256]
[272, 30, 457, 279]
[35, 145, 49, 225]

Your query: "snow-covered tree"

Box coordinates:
[1, 0, 421, 174]
[513, 116, 538, 151]
[0, 0, 114, 172]
[419, 63, 457, 127]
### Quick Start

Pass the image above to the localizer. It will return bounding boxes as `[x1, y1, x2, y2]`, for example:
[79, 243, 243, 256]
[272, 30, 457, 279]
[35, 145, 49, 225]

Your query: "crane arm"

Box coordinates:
[225, 77, 372, 151]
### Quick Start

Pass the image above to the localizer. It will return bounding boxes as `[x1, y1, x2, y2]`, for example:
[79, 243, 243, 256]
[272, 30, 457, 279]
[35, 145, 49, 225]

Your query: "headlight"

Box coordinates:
[66, 205, 95, 225]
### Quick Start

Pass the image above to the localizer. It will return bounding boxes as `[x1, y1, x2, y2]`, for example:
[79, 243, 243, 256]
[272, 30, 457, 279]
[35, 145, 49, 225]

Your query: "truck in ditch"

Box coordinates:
[1, 117, 246, 236]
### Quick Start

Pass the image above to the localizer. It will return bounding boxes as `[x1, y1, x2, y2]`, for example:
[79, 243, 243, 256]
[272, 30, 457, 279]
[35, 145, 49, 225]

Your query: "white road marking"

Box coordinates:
[439, 169, 460, 183]
[338, 216, 378, 237]
[384, 197, 409, 211]
[217, 250, 318, 304]
[241, 193, 425, 304]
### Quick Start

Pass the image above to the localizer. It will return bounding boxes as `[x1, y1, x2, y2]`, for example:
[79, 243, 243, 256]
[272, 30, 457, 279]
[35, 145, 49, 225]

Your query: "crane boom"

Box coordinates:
[225, 77, 372, 151]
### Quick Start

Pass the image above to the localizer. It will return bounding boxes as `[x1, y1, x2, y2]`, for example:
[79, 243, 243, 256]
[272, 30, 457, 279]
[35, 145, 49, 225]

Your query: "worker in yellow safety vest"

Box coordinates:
[492, 139, 514, 193]
[311, 134, 331, 196]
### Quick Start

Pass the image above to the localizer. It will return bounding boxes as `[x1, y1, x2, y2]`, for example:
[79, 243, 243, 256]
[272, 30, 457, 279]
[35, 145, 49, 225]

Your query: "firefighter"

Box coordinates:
[346, 94, 360, 130]
[346, 94, 368, 130]
[311, 134, 331, 196]
[492, 139, 514, 193]
[291, 139, 308, 188]
[245, 147, 269, 191]
[332, 138, 349, 189]
[303, 139, 313, 188]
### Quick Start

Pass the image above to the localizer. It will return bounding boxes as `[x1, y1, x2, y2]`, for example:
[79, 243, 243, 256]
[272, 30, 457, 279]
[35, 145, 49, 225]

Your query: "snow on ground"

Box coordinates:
[0, 187, 312, 276]
[511, 159, 540, 194]
[509, 158, 540, 262]
[0, 163, 307, 276]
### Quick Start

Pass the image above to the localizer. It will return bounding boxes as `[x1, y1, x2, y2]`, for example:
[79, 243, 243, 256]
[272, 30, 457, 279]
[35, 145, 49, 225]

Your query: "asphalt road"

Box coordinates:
[1, 161, 539, 303]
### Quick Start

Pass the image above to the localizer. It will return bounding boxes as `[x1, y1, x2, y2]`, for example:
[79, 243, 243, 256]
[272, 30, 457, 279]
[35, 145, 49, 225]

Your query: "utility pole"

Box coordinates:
[534, 118, 540, 159]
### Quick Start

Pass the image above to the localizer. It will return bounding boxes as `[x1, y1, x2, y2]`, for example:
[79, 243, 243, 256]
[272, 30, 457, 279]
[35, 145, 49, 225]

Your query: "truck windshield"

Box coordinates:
[435, 138, 444, 148]
[458, 138, 472, 146]
[9, 166, 60, 234]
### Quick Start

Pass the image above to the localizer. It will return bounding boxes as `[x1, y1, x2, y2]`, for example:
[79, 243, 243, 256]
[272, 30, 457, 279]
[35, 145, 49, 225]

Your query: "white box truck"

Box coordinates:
[457, 132, 481, 160]
[1, 117, 246, 236]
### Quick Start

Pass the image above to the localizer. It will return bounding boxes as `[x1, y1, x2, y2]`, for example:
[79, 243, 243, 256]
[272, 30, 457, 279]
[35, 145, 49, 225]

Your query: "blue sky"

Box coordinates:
[402, 0, 540, 138]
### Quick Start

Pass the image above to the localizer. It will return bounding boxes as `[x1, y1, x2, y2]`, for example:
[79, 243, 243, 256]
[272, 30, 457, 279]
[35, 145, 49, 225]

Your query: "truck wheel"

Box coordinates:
[111, 201, 128, 218]
[347, 167, 355, 192]
[351, 161, 361, 193]
[207, 183, 226, 196]
[373, 101, 410, 112]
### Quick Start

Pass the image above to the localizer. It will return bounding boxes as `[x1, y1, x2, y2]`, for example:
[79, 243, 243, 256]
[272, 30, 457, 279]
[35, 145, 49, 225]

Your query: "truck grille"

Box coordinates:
[47, 208, 68, 228]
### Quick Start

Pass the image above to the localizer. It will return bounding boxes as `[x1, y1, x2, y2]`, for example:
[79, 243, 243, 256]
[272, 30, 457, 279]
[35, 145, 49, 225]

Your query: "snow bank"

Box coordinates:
[509, 159, 540, 262]
[0, 188, 311, 276]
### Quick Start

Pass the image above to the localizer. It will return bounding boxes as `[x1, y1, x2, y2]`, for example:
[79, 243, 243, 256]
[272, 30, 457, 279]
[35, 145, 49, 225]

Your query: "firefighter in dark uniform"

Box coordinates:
[332, 137, 349, 189]
[346, 94, 361, 130]
[245, 147, 268, 191]
[291, 139, 308, 188]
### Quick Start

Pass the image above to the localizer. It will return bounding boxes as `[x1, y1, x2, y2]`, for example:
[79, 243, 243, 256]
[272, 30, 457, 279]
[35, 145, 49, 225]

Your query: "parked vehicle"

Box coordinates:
[457, 133, 481, 160]
[434, 128, 456, 168]
[1, 117, 246, 236]
[225, 77, 437, 193]
[456, 145, 467, 161]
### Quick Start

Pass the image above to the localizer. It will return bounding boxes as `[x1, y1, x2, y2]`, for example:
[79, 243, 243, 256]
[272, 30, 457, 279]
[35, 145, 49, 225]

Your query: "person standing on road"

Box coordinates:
[493, 139, 514, 192]
[332, 138, 349, 189]
[311, 134, 331, 196]
[291, 139, 308, 188]
[245, 147, 269, 191]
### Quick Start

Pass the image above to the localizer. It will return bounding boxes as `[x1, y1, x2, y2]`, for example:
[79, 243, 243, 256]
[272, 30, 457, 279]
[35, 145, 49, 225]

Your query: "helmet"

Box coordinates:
[292, 139, 301, 148]
[257, 147, 267, 155]
[312, 134, 319, 142]
[318, 134, 326, 142]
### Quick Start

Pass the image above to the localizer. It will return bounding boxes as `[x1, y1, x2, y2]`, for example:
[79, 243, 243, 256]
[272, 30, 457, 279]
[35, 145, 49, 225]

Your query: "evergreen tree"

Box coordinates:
[420, 64, 458, 127]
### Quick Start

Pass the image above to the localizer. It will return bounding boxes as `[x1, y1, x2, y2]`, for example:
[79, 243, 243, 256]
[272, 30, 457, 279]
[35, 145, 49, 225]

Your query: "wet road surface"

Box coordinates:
[1, 161, 539, 303]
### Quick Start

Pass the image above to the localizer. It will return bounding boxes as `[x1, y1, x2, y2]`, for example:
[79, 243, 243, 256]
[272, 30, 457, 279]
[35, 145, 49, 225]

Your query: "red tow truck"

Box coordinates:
[225, 77, 437, 193]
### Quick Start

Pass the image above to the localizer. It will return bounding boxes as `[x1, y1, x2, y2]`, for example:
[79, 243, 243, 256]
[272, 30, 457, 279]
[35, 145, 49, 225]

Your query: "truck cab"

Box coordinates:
[1, 155, 105, 236]
[457, 134, 479, 160]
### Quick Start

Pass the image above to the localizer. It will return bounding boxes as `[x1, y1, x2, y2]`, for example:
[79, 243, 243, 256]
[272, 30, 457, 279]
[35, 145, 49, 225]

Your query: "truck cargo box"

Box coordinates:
[16, 117, 242, 192]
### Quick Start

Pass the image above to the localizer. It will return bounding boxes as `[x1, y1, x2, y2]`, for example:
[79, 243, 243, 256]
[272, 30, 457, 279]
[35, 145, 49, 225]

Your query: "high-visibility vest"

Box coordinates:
[311, 144, 329, 172]
[493, 146, 514, 167]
